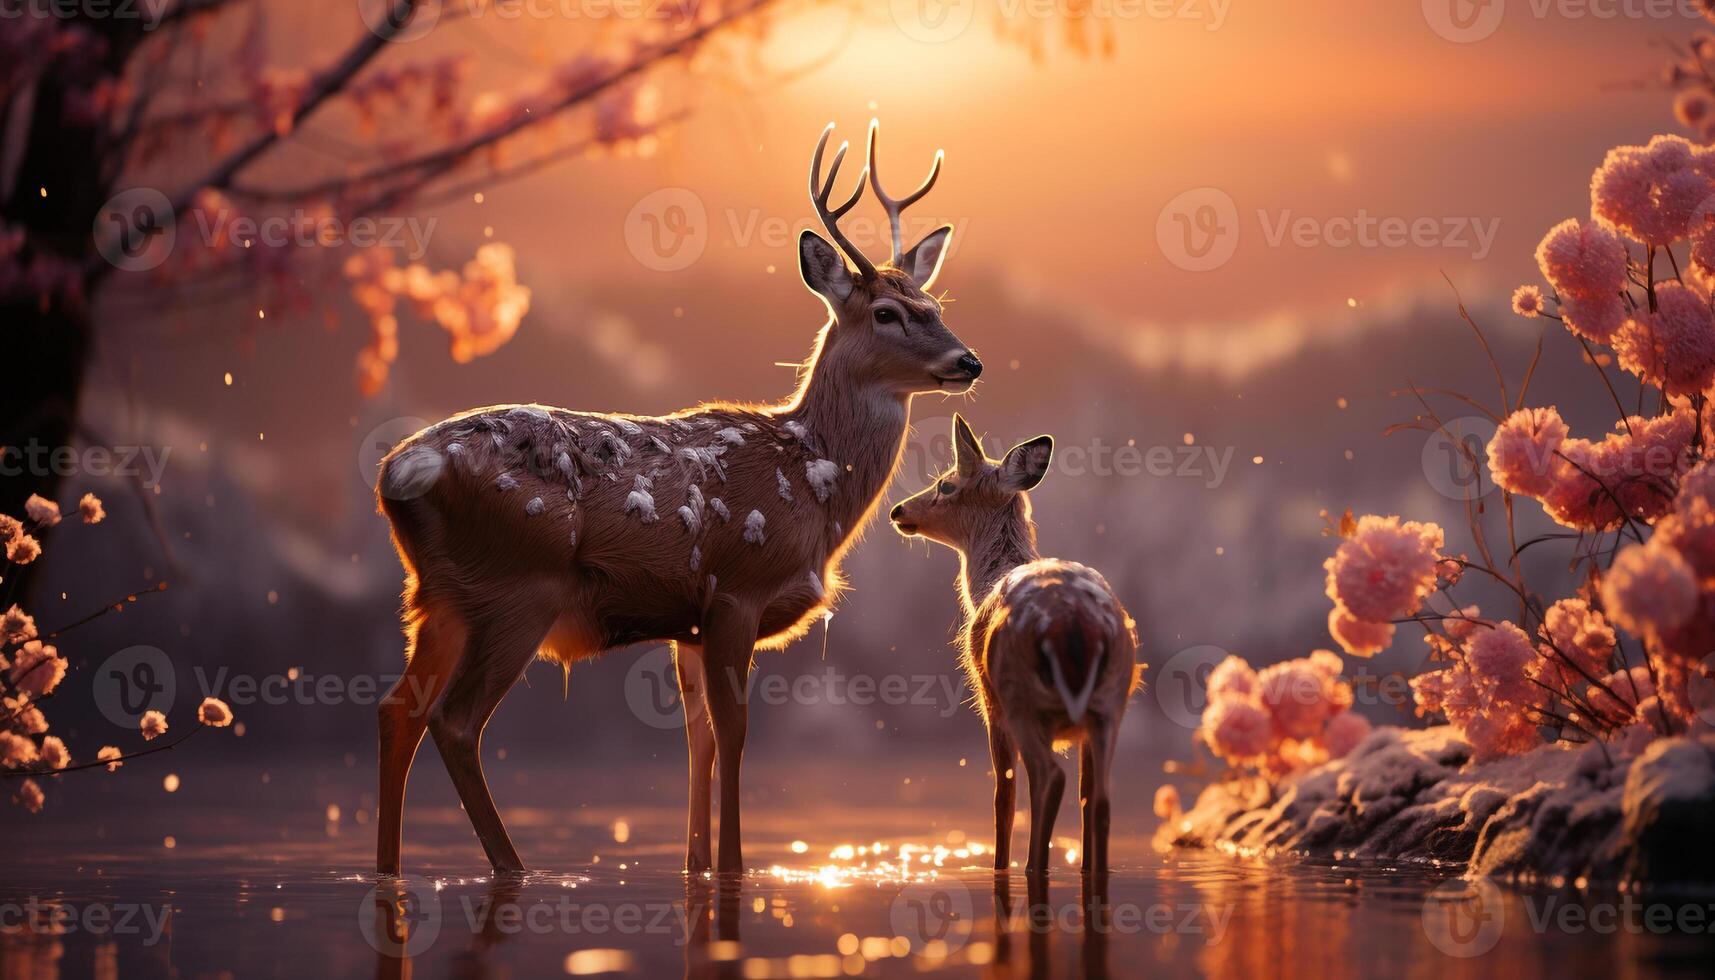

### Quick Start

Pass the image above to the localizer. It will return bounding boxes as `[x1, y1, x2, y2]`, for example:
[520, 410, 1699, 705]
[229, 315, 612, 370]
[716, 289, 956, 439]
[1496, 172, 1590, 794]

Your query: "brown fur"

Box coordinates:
[373, 172, 978, 876]
[891, 415, 1141, 872]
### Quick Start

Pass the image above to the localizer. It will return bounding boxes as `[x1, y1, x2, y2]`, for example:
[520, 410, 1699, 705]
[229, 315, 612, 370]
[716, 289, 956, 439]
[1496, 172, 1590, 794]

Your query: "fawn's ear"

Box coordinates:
[901, 224, 953, 291]
[952, 413, 984, 477]
[800, 230, 855, 304]
[999, 435, 1053, 492]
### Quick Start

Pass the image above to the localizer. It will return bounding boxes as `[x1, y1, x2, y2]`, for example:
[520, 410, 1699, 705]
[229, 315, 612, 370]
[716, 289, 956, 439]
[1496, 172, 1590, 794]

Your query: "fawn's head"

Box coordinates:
[890, 414, 1053, 552]
[798, 121, 980, 396]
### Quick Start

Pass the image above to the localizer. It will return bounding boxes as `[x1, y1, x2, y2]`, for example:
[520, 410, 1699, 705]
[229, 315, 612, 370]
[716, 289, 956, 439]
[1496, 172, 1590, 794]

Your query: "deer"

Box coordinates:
[372, 120, 981, 877]
[889, 415, 1141, 873]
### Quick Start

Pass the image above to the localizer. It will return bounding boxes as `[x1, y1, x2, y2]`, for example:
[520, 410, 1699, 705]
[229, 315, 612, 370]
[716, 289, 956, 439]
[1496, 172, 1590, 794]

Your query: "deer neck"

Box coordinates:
[782, 325, 911, 540]
[958, 501, 1040, 616]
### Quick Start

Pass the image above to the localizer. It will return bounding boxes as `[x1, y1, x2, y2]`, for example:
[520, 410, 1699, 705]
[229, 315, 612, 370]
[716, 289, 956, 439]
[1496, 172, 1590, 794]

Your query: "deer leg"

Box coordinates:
[701, 600, 760, 876]
[1086, 717, 1116, 873]
[989, 723, 1017, 871]
[1079, 739, 1094, 870]
[1019, 734, 1065, 873]
[675, 640, 716, 875]
[428, 604, 556, 872]
[377, 606, 465, 876]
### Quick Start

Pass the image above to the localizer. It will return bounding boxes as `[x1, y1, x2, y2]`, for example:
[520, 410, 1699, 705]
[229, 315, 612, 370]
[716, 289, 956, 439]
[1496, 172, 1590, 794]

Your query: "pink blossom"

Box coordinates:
[1201, 697, 1274, 764]
[1511, 285, 1546, 318]
[140, 710, 168, 741]
[1461, 708, 1543, 762]
[1328, 603, 1393, 657]
[1535, 217, 1629, 298]
[1588, 666, 1655, 723]
[1676, 88, 1714, 129]
[98, 746, 123, 772]
[1558, 292, 1629, 344]
[8, 640, 63, 697]
[1465, 622, 1542, 708]
[1487, 406, 1568, 498]
[1, 604, 35, 646]
[198, 697, 234, 728]
[1153, 784, 1181, 819]
[1258, 660, 1337, 739]
[0, 515, 19, 543]
[15, 778, 44, 813]
[1205, 655, 1258, 702]
[1443, 605, 1485, 642]
[1603, 540, 1699, 637]
[1323, 515, 1444, 623]
[1322, 711, 1373, 759]
[7, 534, 40, 564]
[1590, 135, 1715, 245]
[23, 494, 60, 527]
[78, 493, 105, 525]
[39, 736, 68, 770]
[1611, 281, 1715, 396]
[1, 730, 39, 768]
[1538, 598, 1616, 686]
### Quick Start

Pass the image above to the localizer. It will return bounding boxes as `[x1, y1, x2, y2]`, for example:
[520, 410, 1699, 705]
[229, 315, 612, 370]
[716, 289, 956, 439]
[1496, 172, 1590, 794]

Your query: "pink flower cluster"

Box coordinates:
[1200, 651, 1373, 778]
[2, 494, 238, 812]
[1410, 619, 1548, 762]
[1322, 515, 1445, 657]
[1487, 404, 1695, 530]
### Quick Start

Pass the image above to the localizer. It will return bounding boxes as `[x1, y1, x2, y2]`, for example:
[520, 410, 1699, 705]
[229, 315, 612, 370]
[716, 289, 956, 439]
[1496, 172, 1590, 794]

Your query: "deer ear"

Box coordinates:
[901, 224, 953, 291]
[951, 413, 984, 476]
[999, 435, 1053, 492]
[799, 230, 854, 304]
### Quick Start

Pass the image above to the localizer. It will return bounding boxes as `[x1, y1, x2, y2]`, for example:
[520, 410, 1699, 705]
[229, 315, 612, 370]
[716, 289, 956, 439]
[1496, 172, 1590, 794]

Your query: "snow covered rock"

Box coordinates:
[1157, 725, 1715, 886]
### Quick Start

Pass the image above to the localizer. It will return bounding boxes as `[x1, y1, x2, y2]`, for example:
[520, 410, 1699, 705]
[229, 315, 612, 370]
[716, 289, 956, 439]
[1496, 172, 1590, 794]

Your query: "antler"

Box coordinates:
[866, 118, 943, 264]
[809, 122, 877, 279]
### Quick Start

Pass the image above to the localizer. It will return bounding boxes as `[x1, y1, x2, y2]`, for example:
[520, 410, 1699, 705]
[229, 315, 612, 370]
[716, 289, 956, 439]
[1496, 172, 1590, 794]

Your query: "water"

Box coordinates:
[6, 763, 1715, 979]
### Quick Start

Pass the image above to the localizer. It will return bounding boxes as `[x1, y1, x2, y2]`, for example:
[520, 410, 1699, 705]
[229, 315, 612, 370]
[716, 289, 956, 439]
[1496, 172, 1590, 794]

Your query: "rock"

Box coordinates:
[1158, 725, 1715, 886]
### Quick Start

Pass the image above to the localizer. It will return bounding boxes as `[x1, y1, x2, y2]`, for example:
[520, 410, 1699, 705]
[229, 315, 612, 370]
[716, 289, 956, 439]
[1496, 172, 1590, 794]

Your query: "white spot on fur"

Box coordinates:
[447, 442, 463, 456]
[612, 418, 643, 437]
[776, 469, 794, 503]
[804, 459, 839, 503]
[743, 510, 766, 545]
[525, 496, 545, 516]
[806, 571, 825, 599]
[679, 445, 728, 481]
[1043, 642, 1106, 725]
[784, 420, 808, 442]
[715, 427, 746, 446]
[496, 472, 519, 492]
[382, 446, 444, 499]
[677, 504, 701, 536]
[650, 435, 672, 455]
[710, 498, 730, 522]
[625, 474, 658, 523]
[690, 545, 701, 571]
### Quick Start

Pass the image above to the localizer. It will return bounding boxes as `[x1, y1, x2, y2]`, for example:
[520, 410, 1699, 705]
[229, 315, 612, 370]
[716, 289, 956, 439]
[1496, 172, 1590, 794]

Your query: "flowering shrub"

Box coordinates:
[1, 493, 235, 811]
[1198, 651, 1372, 777]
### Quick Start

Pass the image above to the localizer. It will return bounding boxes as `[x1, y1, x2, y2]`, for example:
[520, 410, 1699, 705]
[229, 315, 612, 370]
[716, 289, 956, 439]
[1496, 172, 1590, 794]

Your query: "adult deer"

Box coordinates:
[890, 416, 1140, 872]
[374, 121, 979, 876]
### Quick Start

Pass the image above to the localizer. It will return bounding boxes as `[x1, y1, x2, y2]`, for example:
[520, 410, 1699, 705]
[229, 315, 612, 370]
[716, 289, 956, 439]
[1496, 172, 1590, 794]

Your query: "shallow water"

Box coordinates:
[6, 763, 1715, 979]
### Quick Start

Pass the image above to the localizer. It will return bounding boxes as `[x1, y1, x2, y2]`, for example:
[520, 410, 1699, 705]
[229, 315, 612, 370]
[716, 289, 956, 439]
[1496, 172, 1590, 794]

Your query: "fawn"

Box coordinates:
[890, 415, 1140, 872]
[374, 121, 980, 876]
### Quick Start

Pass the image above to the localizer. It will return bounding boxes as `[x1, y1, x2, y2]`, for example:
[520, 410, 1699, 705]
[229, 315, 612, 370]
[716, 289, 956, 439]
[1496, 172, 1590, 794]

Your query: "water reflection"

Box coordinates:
[9, 802, 1715, 979]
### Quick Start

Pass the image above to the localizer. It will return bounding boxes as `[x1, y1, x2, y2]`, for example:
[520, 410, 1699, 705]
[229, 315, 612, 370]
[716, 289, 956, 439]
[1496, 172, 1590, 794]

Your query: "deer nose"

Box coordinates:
[955, 352, 983, 379]
[890, 504, 905, 523]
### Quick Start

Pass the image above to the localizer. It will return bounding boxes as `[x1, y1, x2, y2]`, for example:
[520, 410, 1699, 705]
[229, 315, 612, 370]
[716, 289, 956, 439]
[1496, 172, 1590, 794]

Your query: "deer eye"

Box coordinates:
[874, 307, 900, 325]
[938, 480, 956, 495]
